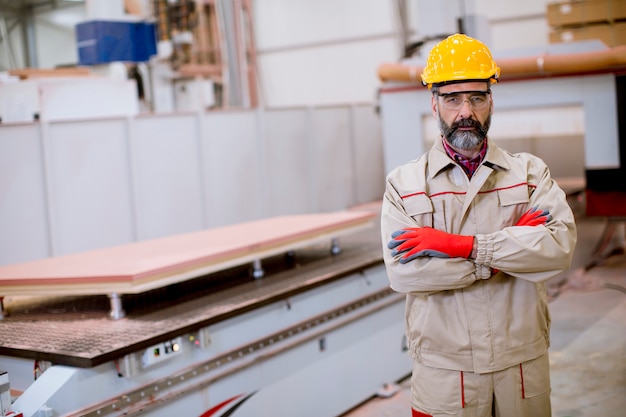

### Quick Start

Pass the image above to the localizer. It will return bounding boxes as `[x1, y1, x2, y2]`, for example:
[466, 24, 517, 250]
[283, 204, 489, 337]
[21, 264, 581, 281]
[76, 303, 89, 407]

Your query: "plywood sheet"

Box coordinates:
[547, 0, 626, 28]
[0, 211, 375, 296]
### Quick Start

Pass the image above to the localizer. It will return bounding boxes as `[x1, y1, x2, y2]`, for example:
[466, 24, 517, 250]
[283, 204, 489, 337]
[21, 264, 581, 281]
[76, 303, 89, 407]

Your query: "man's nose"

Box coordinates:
[458, 99, 473, 117]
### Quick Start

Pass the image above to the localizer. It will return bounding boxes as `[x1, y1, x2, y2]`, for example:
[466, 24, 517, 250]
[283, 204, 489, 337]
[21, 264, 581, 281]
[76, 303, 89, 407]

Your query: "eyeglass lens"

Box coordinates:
[438, 91, 490, 110]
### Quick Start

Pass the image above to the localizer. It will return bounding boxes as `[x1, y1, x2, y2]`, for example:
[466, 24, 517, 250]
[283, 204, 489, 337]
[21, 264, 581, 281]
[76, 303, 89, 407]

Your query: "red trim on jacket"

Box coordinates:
[400, 182, 536, 200]
[520, 363, 526, 399]
[412, 409, 433, 417]
[460, 370, 466, 407]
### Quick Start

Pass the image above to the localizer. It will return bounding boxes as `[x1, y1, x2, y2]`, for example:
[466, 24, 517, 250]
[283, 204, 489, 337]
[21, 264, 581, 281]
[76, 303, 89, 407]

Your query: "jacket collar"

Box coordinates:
[427, 137, 510, 180]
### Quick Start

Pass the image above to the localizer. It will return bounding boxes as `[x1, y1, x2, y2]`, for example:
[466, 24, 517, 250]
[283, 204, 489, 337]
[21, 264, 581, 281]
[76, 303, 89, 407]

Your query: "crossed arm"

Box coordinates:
[387, 207, 552, 263]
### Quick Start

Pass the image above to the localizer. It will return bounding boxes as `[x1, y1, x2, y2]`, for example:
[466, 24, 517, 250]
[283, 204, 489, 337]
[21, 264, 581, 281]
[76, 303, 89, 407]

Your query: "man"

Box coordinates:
[380, 34, 577, 417]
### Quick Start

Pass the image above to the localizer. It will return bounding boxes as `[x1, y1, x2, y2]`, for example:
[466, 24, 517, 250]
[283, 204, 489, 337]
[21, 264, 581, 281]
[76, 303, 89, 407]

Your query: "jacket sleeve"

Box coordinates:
[381, 179, 486, 294]
[474, 160, 577, 283]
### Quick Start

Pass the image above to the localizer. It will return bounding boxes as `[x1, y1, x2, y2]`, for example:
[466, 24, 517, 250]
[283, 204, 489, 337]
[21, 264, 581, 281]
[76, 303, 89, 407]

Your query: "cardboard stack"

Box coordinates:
[547, 0, 626, 47]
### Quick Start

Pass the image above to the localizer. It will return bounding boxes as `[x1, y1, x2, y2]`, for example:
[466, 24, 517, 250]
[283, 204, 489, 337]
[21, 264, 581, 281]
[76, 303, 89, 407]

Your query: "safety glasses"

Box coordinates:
[436, 90, 491, 111]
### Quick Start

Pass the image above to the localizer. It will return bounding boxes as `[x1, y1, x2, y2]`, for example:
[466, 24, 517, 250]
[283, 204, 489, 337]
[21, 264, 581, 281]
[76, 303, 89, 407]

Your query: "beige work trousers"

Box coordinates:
[411, 353, 551, 417]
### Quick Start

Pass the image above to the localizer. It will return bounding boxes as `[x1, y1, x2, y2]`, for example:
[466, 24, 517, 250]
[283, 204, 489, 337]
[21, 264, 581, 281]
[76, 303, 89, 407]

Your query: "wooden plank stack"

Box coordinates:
[547, 0, 626, 47]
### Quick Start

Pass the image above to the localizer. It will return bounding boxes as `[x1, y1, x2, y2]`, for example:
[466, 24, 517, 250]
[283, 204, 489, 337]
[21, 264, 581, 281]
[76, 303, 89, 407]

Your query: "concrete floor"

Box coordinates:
[341, 213, 626, 417]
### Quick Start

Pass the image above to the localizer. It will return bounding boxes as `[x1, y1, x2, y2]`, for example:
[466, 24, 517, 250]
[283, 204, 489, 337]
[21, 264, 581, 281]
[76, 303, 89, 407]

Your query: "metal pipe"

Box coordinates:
[377, 45, 626, 83]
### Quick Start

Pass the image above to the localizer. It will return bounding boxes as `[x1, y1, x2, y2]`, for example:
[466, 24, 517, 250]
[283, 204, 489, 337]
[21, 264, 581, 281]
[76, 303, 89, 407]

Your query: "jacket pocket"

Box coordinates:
[520, 353, 551, 398]
[412, 362, 465, 412]
[497, 185, 530, 226]
[403, 193, 434, 227]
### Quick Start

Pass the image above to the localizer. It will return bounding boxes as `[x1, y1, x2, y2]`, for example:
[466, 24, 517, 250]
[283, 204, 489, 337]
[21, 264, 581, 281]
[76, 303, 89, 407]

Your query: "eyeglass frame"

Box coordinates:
[434, 90, 492, 111]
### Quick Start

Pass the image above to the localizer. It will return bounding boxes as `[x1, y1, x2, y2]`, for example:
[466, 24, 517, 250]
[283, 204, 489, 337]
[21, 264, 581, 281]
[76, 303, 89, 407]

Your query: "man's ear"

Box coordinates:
[431, 94, 438, 117]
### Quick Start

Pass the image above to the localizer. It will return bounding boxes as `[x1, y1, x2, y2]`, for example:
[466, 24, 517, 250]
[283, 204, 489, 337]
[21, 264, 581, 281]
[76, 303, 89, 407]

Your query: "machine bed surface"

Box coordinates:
[0, 228, 383, 368]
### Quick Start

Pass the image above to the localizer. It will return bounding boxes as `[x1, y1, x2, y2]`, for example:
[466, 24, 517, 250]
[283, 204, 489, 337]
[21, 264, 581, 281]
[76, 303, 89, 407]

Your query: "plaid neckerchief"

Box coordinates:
[442, 137, 488, 178]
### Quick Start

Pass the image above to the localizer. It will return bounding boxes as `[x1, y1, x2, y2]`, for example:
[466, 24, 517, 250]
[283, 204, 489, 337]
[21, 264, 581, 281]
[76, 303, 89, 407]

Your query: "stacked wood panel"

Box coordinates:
[547, 0, 626, 47]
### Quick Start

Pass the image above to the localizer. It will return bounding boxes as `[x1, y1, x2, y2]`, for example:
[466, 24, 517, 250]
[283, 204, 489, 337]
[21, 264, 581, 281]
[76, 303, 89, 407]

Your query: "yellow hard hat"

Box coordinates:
[421, 34, 500, 89]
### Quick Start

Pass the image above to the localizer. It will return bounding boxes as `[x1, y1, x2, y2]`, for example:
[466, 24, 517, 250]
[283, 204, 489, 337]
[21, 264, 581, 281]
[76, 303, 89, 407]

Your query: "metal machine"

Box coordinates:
[0, 211, 411, 417]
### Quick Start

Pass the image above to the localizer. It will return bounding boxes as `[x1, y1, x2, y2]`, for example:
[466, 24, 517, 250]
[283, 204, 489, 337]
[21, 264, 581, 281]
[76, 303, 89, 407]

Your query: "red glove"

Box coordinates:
[516, 206, 551, 226]
[388, 227, 474, 263]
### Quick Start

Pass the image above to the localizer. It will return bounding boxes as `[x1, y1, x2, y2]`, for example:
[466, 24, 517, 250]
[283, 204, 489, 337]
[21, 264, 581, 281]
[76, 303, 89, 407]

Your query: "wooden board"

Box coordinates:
[0, 211, 376, 296]
[547, 0, 626, 28]
[9, 67, 92, 79]
[550, 21, 626, 47]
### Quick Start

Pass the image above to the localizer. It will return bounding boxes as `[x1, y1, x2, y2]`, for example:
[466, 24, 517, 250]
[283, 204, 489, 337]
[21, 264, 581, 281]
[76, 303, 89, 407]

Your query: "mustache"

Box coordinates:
[453, 118, 481, 129]
[450, 118, 489, 136]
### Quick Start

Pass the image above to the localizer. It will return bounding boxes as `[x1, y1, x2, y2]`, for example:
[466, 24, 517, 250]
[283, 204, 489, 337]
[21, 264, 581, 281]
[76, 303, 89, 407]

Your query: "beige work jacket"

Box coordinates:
[381, 139, 577, 374]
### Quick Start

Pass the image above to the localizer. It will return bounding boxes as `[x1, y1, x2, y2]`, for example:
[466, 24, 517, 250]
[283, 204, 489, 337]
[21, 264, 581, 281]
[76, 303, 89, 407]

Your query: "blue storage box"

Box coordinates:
[76, 20, 157, 65]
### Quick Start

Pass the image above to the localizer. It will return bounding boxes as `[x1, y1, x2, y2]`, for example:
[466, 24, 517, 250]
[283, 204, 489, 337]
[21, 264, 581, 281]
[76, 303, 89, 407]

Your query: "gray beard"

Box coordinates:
[438, 114, 491, 151]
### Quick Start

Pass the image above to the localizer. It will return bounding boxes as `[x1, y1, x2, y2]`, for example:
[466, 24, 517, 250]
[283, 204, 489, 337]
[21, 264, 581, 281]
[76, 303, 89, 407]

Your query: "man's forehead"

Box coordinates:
[437, 81, 490, 93]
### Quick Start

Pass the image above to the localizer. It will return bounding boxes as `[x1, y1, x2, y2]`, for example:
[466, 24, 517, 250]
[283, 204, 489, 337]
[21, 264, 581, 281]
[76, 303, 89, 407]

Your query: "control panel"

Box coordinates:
[141, 337, 183, 368]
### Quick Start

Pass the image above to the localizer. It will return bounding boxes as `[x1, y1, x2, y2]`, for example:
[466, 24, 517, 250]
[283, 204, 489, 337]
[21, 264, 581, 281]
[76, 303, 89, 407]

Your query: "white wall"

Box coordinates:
[252, 0, 402, 107]
[0, 104, 384, 265]
[473, 0, 551, 51]
[35, 6, 84, 68]
[252, 0, 555, 107]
